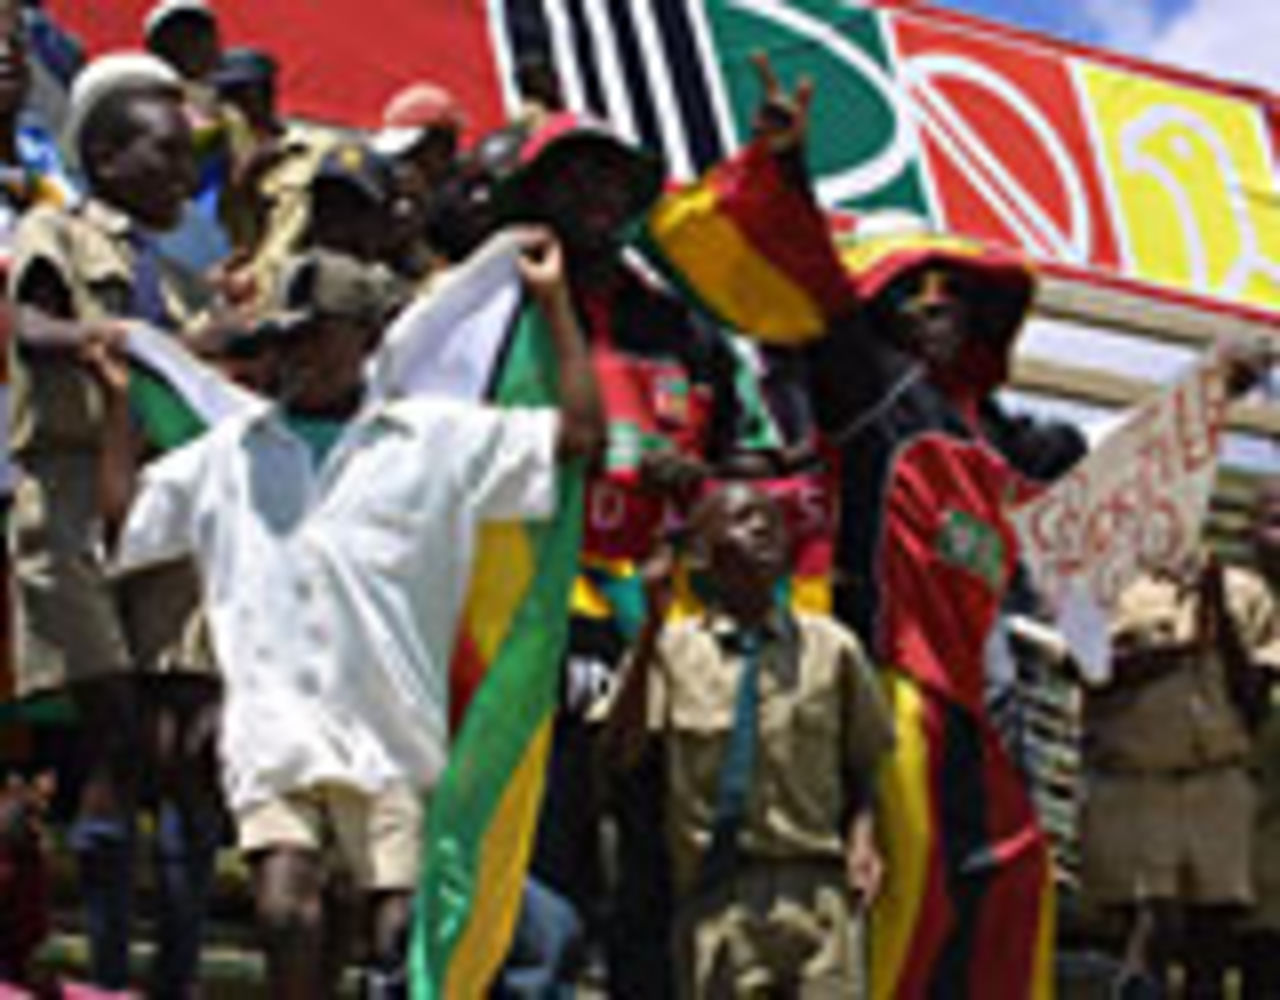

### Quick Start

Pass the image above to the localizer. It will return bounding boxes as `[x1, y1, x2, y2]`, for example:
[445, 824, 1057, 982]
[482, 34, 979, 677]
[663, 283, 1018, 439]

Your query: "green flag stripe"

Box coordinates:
[411, 301, 584, 994]
[129, 363, 211, 452]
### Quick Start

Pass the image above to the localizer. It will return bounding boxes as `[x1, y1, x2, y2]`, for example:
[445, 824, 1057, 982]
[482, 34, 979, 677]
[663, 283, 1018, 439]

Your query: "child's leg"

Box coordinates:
[1181, 904, 1237, 1000]
[147, 677, 223, 1000]
[241, 789, 339, 1000]
[67, 676, 142, 991]
[330, 784, 422, 1000]
[250, 846, 330, 1000]
[1240, 928, 1280, 1000]
[1117, 900, 1177, 997]
[362, 889, 413, 1000]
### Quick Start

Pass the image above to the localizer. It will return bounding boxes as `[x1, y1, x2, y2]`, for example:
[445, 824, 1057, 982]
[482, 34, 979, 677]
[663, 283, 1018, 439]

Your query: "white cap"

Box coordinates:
[144, 0, 215, 39]
[63, 52, 182, 171]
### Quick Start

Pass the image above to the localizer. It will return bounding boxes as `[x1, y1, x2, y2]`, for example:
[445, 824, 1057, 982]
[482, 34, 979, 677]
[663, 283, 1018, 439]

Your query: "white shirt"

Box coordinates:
[117, 394, 558, 812]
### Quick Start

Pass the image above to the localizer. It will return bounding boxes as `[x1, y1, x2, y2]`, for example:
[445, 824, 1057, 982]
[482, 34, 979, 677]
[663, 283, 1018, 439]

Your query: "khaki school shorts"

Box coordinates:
[237, 782, 425, 892]
[1081, 765, 1254, 907]
[674, 859, 865, 1000]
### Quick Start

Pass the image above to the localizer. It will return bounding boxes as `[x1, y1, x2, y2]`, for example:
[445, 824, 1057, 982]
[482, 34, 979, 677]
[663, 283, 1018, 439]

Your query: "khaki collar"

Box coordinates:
[80, 198, 136, 239]
[705, 605, 795, 647]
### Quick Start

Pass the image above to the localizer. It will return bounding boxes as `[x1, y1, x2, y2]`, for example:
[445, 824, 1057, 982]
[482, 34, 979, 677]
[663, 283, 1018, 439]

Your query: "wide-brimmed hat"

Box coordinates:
[496, 111, 664, 228]
[840, 211, 1036, 350]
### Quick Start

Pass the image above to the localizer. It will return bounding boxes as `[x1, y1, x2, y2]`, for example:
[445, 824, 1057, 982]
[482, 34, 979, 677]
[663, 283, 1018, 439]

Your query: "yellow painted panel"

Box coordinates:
[1077, 61, 1280, 311]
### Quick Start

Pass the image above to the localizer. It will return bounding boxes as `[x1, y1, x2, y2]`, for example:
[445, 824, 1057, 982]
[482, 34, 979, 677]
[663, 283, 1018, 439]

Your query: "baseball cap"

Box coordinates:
[212, 46, 276, 91]
[257, 250, 391, 340]
[143, 0, 215, 40]
[370, 81, 465, 159]
[496, 111, 664, 227]
[311, 140, 393, 206]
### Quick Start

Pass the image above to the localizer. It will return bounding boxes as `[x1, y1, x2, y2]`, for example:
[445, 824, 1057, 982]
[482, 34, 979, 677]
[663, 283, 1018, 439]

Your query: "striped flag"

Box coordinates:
[375, 234, 583, 996]
[124, 322, 262, 449]
[639, 142, 857, 344]
[490, 0, 734, 180]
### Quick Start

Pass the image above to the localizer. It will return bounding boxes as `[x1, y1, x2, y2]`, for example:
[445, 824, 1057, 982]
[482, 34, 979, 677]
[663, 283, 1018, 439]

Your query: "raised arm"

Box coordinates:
[601, 542, 676, 771]
[516, 228, 605, 462]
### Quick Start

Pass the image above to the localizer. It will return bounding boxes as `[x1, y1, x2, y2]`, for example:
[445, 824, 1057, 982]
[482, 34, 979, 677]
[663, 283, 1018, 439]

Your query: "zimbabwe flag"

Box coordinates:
[640, 141, 856, 344]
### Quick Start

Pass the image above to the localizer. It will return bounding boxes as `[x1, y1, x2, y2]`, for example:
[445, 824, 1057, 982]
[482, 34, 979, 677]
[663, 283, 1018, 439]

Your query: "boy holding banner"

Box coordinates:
[112, 236, 602, 999]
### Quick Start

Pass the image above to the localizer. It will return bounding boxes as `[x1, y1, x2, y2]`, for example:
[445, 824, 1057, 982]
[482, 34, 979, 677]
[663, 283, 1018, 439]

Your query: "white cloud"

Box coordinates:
[1096, 0, 1280, 94]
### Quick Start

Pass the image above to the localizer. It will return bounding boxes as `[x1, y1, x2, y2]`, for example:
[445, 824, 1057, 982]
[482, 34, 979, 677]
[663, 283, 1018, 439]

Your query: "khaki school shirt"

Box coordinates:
[9, 198, 204, 459]
[646, 610, 895, 895]
[8, 198, 210, 679]
[1086, 566, 1280, 773]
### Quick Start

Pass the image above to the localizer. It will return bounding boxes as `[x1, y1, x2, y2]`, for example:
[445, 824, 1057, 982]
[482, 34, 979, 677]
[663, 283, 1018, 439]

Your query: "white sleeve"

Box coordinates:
[115, 442, 206, 572]
[458, 406, 559, 522]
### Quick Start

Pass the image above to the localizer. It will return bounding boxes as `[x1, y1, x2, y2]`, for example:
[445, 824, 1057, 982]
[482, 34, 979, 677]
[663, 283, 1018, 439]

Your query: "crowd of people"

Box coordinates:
[0, 1, 1276, 998]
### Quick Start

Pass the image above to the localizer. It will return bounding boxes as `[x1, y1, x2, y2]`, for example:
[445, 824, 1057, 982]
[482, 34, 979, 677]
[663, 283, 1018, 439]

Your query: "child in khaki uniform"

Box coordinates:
[7, 52, 220, 994]
[607, 483, 894, 999]
[1240, 479, 1280, 997]
[1081, 552, 1280, 998]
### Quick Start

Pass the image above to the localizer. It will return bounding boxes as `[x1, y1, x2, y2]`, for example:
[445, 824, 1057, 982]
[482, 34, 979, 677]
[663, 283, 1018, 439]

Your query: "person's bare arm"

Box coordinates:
[1200, 557, 1270, 729]
[845, 807, 884, 906]
[78, 325, 138, 545]
[602, 544, 676, 771]
[749, 50, 814, 182]
[516, 228, 605, 462]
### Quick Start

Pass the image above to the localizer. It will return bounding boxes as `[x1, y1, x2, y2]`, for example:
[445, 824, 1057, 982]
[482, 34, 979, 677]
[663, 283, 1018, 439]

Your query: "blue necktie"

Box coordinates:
[700, 627, 764, 888]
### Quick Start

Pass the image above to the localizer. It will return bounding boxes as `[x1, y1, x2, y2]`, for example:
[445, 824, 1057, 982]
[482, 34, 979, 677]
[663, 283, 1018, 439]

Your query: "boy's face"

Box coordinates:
[694, 484, 789, 597]
[152, 16, 221, 81]
[403, 127, 459, 192]
[93, 92, 197, 232]
[222, 79, 275, 131]
[310, 184, 388, 262]
[275, 317, 371, 411]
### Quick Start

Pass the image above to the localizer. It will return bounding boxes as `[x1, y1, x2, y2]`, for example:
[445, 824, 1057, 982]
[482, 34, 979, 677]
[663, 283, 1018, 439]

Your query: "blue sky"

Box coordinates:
[932, 0, 1189, 49]
[928, 0, 1280, 92]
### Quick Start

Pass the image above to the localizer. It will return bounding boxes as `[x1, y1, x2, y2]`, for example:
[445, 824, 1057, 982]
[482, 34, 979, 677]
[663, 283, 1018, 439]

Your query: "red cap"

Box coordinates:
[371, 82, 466, 158]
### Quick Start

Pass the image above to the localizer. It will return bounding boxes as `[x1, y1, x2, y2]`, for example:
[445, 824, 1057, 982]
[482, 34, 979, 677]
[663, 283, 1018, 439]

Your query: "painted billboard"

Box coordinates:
[48, 0, 1280, 318]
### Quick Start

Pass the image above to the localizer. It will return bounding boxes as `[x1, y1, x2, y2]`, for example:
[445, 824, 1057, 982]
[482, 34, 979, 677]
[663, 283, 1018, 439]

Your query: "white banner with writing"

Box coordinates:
[1008, 349, 1231, 681]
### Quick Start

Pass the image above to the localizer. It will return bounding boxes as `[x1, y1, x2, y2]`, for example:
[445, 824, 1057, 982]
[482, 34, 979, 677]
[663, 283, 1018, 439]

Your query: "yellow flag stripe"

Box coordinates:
[649, 184, 827, 342]
[870, 671, 934, 999]
[442, 720, 555, 997]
